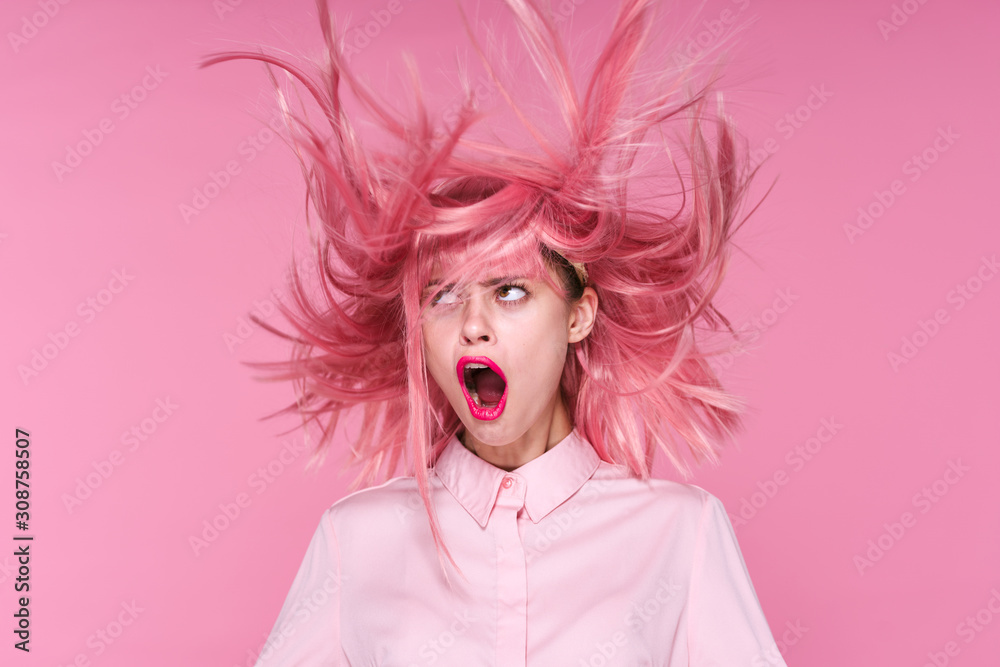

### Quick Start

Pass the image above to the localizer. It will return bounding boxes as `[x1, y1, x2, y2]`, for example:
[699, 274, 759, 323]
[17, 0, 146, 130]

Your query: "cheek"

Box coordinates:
[420, 323, 456, 393]
[509, 318, 570, 387]
[540, 306, 572, 358]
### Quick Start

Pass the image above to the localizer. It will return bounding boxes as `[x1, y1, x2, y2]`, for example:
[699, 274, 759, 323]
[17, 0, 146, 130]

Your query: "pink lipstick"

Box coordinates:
[456, 356, 508, 420]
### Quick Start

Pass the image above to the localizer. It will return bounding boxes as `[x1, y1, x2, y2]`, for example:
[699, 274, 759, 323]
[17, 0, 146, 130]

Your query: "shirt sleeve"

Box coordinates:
[254, 509, 347, 667]
[688, 494, 787, 667]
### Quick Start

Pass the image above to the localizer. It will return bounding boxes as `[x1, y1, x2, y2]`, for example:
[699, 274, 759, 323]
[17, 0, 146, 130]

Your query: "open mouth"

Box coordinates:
[456, 356, 507, 420]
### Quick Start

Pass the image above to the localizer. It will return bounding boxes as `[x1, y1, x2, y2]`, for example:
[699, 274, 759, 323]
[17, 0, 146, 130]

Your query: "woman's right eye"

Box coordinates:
[431, 289, 459, 306]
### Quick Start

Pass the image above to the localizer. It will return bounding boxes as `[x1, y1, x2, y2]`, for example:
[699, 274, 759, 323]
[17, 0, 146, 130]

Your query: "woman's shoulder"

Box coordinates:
[319, 475, 431, 528]
[588, 461, 722, 518]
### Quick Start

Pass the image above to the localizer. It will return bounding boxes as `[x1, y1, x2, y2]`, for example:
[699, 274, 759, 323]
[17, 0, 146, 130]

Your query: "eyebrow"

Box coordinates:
[423, 275, 524, 290]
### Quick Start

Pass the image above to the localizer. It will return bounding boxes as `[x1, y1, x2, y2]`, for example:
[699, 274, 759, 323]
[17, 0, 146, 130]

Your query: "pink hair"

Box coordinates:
[204, 0, 757, 576]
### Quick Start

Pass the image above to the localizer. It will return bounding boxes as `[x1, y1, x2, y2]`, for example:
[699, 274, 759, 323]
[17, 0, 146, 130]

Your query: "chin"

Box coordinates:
[457, 410, 525, 448]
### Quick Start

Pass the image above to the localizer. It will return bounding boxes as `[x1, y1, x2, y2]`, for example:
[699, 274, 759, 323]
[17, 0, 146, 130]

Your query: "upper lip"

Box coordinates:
[456, 355, 506, 381]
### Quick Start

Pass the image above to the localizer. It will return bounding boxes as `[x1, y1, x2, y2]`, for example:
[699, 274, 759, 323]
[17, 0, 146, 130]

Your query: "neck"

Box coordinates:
[461, 392, 572, 471]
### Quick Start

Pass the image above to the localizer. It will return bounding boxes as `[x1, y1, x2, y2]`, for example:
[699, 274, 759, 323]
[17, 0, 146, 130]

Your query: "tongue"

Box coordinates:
[473, 368, 505, 405]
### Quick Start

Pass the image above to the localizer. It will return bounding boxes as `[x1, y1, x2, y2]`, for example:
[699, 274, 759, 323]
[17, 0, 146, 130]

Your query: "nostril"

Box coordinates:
[461, 332, 490, 344]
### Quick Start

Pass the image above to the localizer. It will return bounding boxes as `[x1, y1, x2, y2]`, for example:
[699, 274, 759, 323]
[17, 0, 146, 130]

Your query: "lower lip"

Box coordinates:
[457, 360, 507, 421]
[466, 392, 506, 420]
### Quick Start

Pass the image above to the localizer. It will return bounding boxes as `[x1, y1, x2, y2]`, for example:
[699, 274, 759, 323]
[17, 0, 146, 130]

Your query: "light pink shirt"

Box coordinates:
[255, 430, 788, 666]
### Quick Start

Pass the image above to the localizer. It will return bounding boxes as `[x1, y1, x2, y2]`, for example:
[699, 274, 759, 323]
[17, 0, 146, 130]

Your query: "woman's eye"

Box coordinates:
[496, 285, 527, 302]
[431, 289, 459, 306]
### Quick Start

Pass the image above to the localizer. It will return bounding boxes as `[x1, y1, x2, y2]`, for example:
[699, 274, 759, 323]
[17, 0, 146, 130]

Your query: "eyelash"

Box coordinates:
[428, 282, 530, 307]
[496, 282, 529, 304]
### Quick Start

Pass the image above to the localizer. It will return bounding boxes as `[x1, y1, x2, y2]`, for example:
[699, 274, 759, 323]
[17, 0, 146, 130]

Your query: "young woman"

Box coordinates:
[208, 0, 788, 664]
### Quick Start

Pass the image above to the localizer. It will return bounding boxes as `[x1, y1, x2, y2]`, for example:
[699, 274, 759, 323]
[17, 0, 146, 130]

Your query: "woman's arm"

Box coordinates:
[255, 510, 347, 667]
[688, 493, 788, 667]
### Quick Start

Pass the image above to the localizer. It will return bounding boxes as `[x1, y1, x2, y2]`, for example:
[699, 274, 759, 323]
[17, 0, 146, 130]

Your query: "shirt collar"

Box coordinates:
[433, 429, 601, 527]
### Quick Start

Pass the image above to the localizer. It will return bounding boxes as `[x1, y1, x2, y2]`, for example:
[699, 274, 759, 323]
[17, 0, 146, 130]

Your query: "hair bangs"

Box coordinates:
[421, 229, 568, 303]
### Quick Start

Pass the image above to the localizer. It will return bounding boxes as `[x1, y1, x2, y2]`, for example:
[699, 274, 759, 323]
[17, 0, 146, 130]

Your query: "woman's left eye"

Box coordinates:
[496, 284, 527, 302]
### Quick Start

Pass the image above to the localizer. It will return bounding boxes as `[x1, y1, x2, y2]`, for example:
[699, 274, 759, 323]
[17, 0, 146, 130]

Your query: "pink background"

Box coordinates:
[3, 0, 998, 665]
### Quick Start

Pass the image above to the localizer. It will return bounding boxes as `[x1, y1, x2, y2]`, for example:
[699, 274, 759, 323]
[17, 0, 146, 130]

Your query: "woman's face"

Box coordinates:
[420, 253, 596, 455]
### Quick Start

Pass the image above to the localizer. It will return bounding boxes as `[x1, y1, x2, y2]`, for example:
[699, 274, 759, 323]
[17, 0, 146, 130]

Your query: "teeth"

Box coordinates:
[462, 361, 493, 409]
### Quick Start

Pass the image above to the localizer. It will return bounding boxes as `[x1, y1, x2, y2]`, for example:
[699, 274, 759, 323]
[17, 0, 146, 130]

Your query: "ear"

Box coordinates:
[567, 286, 598, 344]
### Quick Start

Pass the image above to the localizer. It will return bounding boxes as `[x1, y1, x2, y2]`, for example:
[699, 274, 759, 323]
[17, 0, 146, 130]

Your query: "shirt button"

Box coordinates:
[501, 476, 513, 489]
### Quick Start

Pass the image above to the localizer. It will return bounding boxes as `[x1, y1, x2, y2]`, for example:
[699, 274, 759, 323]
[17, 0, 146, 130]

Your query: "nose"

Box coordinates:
[459, 295, 493, 345]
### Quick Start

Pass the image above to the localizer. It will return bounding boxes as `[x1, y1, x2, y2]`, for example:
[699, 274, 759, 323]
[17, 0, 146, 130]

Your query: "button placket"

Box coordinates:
[493, 475, 527, 666]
